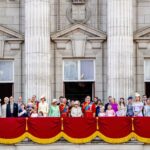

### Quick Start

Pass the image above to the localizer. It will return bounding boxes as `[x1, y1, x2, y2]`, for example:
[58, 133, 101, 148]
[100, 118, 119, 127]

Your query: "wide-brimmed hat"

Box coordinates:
[52, 99, 57, 103]
[135, 92, 140, 97]
[40, 95, 45, 99]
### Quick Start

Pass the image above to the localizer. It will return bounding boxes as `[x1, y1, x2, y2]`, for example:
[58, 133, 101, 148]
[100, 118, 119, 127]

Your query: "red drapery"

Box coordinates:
[0, 117, 150, 144]
[98, 117, 132, 138]
[28, 118, 61, 138]
[0, 118, 26, 139]
[0, 118, 26, 144]
[63, 117, 96, 138]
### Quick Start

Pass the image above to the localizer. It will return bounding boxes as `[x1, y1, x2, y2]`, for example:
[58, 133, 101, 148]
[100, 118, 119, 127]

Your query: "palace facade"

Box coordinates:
[0, 0, 150, 103]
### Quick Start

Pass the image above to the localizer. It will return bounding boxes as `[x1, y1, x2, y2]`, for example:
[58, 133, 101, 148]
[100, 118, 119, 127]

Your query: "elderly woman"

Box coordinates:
[71, 101, 82, 117]
[1, 97, 9, 118]
[38, 96, 49, 117]
[49, 99, 60, 117]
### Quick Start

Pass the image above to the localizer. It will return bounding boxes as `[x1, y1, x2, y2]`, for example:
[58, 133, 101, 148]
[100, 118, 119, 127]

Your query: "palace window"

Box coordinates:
[63, 59, 95, 81]
[0, 60, 14, 82]
[144, 59, 150, 82]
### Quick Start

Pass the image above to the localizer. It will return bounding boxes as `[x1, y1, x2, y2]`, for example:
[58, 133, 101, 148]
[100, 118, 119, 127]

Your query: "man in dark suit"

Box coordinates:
[6, 96, 18, 117]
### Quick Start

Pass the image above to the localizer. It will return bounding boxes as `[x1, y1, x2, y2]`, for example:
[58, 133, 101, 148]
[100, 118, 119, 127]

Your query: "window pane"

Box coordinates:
[80, 60, 94, 80]
[144, 59, 150, 81]
[0, 61, 13, 82]
[64, 60, 78, 80]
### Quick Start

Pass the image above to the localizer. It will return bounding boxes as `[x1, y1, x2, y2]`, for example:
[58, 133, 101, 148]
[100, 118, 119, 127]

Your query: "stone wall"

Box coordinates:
[0, 0, 19, 32]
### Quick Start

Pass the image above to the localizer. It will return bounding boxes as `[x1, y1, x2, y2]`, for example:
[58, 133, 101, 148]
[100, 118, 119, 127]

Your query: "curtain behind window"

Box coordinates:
[144, 59, 150, 81]
[80, 60, 94, 80]
[0, 61, 13, 82]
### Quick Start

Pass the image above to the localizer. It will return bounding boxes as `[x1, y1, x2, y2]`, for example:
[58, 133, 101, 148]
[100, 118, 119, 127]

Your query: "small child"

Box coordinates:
[31, 108, 38, 117]
[98, 107, 106, 117]
[106, 104, 116, 117]
[38, 111, 44, 117]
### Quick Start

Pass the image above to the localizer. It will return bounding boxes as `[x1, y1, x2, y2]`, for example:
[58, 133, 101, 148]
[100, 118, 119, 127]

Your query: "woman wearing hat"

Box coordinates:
[126, 96, 134, 117]
[49, 99, 60, 117]
[38, 96, 49, 117]
[133, 93, 144, 116]
[71, 100, 82, 117]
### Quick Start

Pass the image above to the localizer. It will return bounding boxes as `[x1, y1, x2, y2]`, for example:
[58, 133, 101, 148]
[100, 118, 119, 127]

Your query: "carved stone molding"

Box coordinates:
[134, 26, 150, 50]
[0, 40, 4, 58]
[66, 2, 91, 24]
[51, 24, 106, 57]
[0, 25, 24, 52]
[71, 33, 86, 57]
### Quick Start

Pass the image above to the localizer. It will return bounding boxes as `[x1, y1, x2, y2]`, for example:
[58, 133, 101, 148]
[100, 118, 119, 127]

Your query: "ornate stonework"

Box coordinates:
[66, 0, 91, 24]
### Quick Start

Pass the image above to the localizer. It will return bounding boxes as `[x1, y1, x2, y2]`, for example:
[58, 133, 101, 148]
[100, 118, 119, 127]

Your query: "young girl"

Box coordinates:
[98, 107, 106, 117]
[31, 108, 38, 117]
[106, 104, 116, 116]
[116, 97, 126, 116]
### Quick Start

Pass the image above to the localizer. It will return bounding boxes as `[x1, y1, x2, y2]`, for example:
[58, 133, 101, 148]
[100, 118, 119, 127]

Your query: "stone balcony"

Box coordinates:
[0, 138, 149, 150]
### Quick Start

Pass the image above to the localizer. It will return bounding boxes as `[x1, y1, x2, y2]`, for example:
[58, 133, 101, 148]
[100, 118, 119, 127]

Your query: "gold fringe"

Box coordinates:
[27, 132, 63, 144]
[133, 133, 150, 143]
[0, 133, 27, 144]
[62, 132, 98, 144]
[97, 132, 134, 144]
[2, 129, 150, 144]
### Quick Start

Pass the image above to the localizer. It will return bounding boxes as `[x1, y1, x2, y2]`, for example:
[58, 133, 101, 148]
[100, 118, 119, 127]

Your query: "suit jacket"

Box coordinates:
[6, 103, 18, 117]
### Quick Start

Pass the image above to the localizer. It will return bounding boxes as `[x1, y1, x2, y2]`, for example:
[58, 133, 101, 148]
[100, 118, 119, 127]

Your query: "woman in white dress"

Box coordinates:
[1, 97, 9, 118]
[133, 93, 144, 117]
[38, 95, 49, 117]
[71, 101, 82, 117]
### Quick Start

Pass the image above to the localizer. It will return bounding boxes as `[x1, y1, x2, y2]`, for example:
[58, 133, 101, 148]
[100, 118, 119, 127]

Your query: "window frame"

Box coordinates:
[0, 60, 14, 83]
[63, 59, 95, 82]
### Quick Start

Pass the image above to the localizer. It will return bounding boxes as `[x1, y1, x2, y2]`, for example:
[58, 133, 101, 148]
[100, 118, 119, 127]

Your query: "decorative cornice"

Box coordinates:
[51, 24, 107, 40]
[0, 25, 23, 39]
[134, 26, 150, 41]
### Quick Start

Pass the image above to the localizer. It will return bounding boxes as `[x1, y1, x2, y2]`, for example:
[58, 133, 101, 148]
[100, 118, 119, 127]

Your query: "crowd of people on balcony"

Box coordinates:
[0, 92, 150, 118]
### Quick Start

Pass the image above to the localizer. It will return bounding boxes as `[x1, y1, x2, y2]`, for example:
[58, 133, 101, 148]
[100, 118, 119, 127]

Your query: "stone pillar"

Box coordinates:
[25, 0, 51, 102]
[107, 0, 134, 100]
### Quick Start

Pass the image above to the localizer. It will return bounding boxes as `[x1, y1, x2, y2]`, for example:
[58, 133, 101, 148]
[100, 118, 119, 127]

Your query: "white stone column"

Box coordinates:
[25, 0, 51, 102]
[107, 0, 134, 100]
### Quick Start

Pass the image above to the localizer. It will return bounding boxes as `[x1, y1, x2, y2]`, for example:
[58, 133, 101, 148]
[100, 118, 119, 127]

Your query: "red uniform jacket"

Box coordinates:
[82, 101, 96, 117]
[59, 103, 69, 117]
